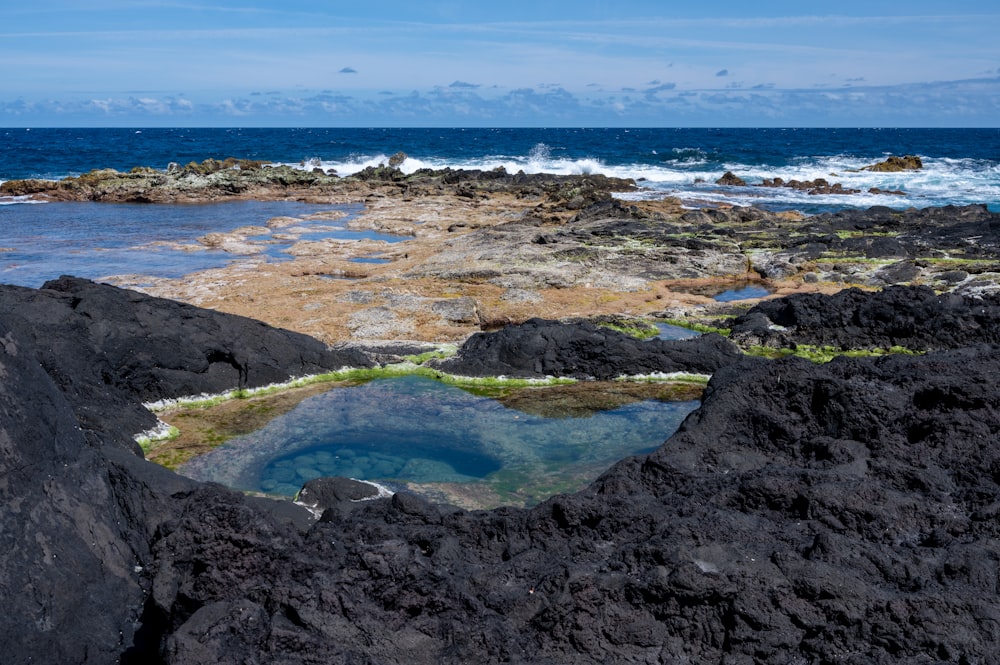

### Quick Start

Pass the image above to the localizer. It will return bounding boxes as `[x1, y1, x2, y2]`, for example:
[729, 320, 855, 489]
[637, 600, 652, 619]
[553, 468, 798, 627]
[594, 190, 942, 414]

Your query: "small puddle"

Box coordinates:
[261, 229, 410, 261]
[177, 375, 701, 508]
[655, 322, 702, 340]
[350, 256, 392, 264]
[713, 284, 771, 302]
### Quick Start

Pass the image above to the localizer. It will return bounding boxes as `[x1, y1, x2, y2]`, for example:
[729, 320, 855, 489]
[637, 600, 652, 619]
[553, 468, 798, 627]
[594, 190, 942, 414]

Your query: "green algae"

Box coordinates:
[136, 424, 180, 452]
[597, 318, 661, 339]
[833, 230, 901, 239]
[744, 344, 923, 363]
[403, 345, 458, 364]
[661, 318, 733, 336]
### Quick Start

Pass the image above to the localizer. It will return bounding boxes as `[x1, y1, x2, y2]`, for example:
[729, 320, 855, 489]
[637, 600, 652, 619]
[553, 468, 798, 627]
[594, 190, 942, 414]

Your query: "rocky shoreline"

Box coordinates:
[3, 163, 1000, 662]
[2, 277, 1000, 663]
[7, 160, 998, 346]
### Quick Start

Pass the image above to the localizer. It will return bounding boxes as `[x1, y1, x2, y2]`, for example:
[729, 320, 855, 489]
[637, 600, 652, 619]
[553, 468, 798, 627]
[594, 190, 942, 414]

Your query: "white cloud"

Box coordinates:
[6, 76, 996, 127]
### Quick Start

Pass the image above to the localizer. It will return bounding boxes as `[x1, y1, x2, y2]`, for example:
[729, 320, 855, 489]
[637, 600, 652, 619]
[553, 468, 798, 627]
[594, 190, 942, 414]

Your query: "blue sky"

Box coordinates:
[3, 1, 999, 127]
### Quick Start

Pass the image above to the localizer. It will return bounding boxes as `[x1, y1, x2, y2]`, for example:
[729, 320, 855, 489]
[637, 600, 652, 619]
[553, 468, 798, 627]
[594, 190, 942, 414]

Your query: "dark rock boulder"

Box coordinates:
[0, 316, 196, 664]
[387, 151, 408, 168]
[0, 276, 373, 451]
[296, 476, 384, 517]
[0, 277, 365, 663]
[429, 317, 745, 379]
[759, 176, 861, 195]
[861, 154, 923, 172]
[729, 284, 1000, 351]
[716, 170, 747, 186]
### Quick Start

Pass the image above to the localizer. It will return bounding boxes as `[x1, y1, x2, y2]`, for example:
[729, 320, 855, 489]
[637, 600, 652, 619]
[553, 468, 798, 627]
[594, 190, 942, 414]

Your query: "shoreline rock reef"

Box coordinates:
[8, 157, 997, 348]
[3, 161, 1000, 663]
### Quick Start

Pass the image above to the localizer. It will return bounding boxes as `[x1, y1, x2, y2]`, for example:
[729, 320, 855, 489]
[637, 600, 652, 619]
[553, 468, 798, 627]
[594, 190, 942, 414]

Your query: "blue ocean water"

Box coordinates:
[2, 128, 999, 286]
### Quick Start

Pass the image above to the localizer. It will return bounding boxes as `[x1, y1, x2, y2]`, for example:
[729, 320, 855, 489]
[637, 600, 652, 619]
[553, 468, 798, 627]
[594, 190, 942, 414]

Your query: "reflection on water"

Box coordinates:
[349, 256, 392, 264]
[713, 285, 771, 302]
[0, 200, 410, 287]
[655, 322, 702, 340]
[179, 375, 700, 507]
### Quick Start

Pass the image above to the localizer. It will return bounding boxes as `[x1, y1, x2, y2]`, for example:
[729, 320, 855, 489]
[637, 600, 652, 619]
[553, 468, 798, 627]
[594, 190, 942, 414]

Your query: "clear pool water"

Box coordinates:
[713, 285, 771, 302]
[179, 375, 700, 506]
[655, 322, 702, 340]
[0, 200, 409, 287]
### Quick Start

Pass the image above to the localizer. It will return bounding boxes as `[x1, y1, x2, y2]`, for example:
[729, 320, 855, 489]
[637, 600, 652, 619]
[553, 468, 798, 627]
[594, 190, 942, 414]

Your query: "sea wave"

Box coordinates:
[278, 144, 616, 179]
[217, 146, 1000, 214]
[0, 194, 46, 206]
[614, 154, 1000, 213]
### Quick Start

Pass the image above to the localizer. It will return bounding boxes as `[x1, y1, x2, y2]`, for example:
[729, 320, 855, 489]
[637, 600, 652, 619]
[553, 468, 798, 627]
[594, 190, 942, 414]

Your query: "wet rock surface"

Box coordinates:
[3, 278, 1000, 663]
[861, 154, 924, 172]
[411, 199, 1000, 297]
[752, 204, 1000, 288]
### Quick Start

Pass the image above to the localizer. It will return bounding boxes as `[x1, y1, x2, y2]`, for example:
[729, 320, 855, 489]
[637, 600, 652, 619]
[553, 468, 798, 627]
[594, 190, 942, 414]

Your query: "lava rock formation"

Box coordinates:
[2, 278, 999, 664]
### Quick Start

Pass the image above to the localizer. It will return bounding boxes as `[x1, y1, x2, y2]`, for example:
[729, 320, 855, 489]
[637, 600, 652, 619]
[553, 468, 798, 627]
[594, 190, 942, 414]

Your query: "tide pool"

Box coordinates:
[179, 375, 700, 508]
[0, 200, 409, 287]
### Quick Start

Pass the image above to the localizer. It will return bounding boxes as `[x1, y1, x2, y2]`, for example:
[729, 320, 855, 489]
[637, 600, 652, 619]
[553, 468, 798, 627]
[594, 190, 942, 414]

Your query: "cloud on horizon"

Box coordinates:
[3, 76, 999, 127]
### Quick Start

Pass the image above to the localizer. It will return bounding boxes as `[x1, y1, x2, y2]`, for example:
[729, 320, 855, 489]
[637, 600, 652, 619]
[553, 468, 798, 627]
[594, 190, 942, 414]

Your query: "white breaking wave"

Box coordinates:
[280, 148, 998, 212]
[617, 155, 1000, 211]
[0, 194, 47, 205]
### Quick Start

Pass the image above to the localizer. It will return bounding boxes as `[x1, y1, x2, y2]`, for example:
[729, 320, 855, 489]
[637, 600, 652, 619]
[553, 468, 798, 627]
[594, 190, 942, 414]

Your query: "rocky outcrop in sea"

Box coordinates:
[2, 279, 1000, 663]
[0, 160, 637, 204]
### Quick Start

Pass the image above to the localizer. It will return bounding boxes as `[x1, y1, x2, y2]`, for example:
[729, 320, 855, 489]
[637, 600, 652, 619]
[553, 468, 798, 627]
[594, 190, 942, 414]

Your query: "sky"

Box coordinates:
[2, 1, 999, 127]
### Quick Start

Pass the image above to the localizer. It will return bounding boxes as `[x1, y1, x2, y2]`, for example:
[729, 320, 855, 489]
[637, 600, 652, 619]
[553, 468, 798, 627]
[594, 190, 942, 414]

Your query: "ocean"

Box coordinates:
[2, 127, 999, 286]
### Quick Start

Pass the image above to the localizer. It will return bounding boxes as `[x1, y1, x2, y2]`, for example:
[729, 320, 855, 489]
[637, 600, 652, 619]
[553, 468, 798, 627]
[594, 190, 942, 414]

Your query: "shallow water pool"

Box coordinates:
[179, 375, 700, 507]
[655, 322, 702, 340]
[0, 200, 408, 287]
[713, 285, 771, 302]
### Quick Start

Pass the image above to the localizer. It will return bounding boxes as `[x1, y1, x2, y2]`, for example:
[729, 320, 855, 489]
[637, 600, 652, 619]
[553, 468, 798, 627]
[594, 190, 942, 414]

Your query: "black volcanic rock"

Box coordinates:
[729, 284, 1000, 351]
[0, 276, 372, 450]
[142, 345, 1000, 664]
[429, 317, 745, 379]
[0, 315, 197, 664]
[3, 279, 1000, 663]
